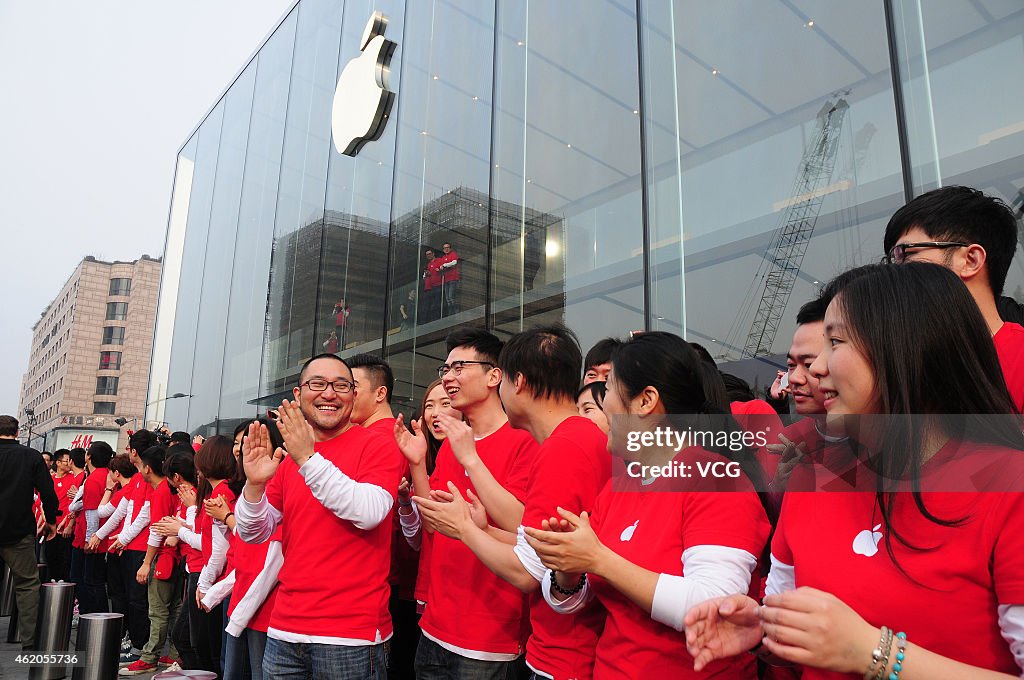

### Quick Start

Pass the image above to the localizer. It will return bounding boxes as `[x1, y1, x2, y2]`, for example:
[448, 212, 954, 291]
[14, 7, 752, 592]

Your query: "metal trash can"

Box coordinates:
[0, 562, 15, 617]
[153, 672, 218, 679]
[29, 582, 76, 680]
[71, 612, 123, 680]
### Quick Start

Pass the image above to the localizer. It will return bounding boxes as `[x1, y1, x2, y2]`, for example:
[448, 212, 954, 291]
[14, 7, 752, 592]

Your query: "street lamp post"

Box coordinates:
[24, 408, 36, 448]
[145, 393, 191, 431]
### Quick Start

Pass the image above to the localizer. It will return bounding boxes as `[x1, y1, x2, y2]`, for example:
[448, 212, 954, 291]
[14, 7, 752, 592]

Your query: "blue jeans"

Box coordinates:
[263, 636, 388, 680]
[414, 636, 524, 680]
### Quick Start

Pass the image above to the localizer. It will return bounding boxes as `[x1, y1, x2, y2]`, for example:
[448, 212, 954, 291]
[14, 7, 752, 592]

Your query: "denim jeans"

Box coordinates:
[70, 548, 108, 615]
[120, 549, 150, 651]
[413, 636, 525, 680]
[263, 636, 388, 680]
[222, 625, 269, 680]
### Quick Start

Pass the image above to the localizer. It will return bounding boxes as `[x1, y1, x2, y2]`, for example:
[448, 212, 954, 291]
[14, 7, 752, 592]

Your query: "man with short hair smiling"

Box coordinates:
[236, 353, 404, 679]
[582, 337, 620, 385]
[883, 186, 1024, 411]
[46, 449, 75, 583]
[438, 242, 460, 315]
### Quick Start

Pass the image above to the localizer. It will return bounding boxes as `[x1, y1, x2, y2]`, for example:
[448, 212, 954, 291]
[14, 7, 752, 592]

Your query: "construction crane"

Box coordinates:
[741, 97, 849, 358]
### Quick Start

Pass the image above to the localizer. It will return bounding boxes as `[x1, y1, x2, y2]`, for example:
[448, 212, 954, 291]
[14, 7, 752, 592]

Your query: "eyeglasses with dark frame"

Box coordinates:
[300, 378, 355, 393]
[885, 241, 969, 265]
[437, 360, 495, 379]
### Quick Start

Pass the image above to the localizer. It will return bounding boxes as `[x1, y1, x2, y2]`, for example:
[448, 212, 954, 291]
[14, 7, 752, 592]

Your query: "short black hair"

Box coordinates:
[446, 328, 503, 364]
[796, 296, 828, 325]
[498, 324, 582, 401]
[0, 415, 18, 437]
[883, 186, 1018, 297]
[109, 453, 137, 478]
[129, 429, 158, 454]
[139, 446, 166, 476]
[720, 373, 754, 403]
[584, 338, 621, 371]
[298, 353, 352, 385]
[53, 448, 71, 462]
[69, 448, 86, 469]
[164, 451, 196, 486]
[170, 431, 191, 446]
[576, 380, 607, 406]
[347, 354, 395, 404]
[87, 441, 115, 469]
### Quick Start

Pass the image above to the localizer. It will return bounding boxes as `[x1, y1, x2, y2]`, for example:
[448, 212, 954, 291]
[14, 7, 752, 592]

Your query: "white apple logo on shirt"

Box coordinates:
[620, 520, 639, 542]
[331, 11, 397, 157]
[852, 524, 883, 557]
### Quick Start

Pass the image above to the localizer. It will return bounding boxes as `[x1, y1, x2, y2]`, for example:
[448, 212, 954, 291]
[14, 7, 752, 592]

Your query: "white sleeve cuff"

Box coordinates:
[650, 545, 757, 632]
[202, 570, 235, 610]
[997, 604, 1024, 675]
[540, 570, 593, 614]
[513, 526, 548, 583]
[399, 504, 422, 550]
[765, 553, 796, 597]
[299, 453, 394, 530]
[235, 490, 281, 544]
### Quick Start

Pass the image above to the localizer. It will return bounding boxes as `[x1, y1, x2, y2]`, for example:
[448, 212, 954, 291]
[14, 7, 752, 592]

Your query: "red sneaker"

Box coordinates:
[118, 659, 157, 676]
[157, 656, 176, 667]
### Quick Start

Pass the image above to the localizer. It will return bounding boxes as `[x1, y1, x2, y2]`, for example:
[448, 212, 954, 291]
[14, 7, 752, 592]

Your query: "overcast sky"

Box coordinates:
[0, 1, 295, 415]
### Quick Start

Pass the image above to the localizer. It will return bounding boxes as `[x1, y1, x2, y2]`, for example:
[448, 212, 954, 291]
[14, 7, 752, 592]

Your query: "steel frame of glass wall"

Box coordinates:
[147, 0, 1024, 435]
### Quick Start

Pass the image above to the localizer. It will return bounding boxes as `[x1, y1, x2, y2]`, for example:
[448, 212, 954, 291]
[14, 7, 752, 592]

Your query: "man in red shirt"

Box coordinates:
[399, 328, 538, 678]
[883, 186, 1024, 411]
[348, 353, 420, 680]
[236, 353, 404, 679]
[416, 324, 611, 679]
[45, 449, 75, 582]
[438, 242, 460, 316]
[423, 248, 443, 321]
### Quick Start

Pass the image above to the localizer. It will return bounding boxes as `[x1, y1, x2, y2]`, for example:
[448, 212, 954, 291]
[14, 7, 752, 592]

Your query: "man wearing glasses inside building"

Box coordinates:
[883, 185, 1024, 412]
[236, 353, 405, 678]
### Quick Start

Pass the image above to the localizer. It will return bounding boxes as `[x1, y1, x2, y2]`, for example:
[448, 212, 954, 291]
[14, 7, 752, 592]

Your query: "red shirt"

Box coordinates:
[421, 422, 538, 656]
[424, 259, 443, 290]
[439, 250, 461, 281]
[125, 475, 153, 553]
[72, 471, 88, 549]
[178, 500, 204, 573]
[587, 448, 769, 679]
[82, 468, 111, 550]
[522, 417, 611, 679]
[148, 480, 176, 557]
[52, 473, 76, 519]
[993, 321, 1024, 413]
[227, 527, 282, 633]
[266, 425, 405, 640]
[773, 440, 1024, 678]
[199, 483, 236, 570]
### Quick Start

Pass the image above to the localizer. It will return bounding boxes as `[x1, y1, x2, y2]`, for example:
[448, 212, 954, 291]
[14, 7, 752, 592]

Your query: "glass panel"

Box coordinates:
[96, 377, 119, 396]
[891, 0, 1024, 303]
[640, 0, 906, 390]
[261, 0, 345, 401]
[164, 103, 226, 431]
[108, 278, 132, 296]
[220, 8, 299, 423]
[186, 62, 259, 435]
[316, 0, 406, 378]
[105, 302, 128, 321]
[99, 352, 122, 370]
[147, 136, 198, 427]
[101, 327, 125, 346]
[491, 0, 645, 353]
[384, 0, 491, 413]
[93, 402, 116, 415]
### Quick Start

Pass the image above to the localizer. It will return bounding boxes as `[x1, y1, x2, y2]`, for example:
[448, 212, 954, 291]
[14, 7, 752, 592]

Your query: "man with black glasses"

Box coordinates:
[883, 186, 1024, 412]
[236, 353, 404, 679]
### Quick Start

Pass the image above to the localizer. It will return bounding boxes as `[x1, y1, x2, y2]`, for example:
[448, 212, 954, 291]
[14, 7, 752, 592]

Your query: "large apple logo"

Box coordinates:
[852, 524, 883, 557]
[620, 520, 639, 542]
[331, 11, 397, 157]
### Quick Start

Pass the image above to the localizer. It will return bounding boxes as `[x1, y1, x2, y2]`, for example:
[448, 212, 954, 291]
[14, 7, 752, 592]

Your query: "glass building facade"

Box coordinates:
[147, 0, 1024, 434]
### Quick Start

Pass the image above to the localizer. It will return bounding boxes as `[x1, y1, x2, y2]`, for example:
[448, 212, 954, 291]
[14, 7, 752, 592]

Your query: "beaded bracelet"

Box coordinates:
[549, 570, 586, 596]
[888, 631, 907, 680]
[865, 627, 892, 680]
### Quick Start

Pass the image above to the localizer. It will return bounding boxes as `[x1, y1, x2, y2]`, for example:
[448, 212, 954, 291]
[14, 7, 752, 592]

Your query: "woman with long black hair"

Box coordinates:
[685, 262, 1024, 678]
[524, 331, 771, 678]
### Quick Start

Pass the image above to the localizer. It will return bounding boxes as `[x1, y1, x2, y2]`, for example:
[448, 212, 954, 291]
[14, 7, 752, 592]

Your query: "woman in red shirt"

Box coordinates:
[685, 263, 1024, 678]
[525, 331, 772, 678]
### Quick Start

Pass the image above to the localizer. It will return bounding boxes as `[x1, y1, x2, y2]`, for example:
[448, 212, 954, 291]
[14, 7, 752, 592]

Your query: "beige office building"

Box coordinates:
[18, 256, 161, 453]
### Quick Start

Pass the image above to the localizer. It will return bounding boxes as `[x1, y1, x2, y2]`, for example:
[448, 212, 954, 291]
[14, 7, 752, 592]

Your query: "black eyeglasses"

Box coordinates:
[885, 241, 968, 265]
[300, 378, 354, 393]
[437, 360, 495, 379]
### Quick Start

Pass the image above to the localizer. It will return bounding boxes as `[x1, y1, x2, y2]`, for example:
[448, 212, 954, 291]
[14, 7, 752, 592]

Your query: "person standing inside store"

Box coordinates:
[333, 298, 351, 349]
[0, 414, 58, 649]
[438, 242, 461, 316]
[423, 248, 442, 321]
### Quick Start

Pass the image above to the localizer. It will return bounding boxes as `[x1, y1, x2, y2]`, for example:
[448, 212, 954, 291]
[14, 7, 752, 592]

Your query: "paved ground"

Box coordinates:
[0, 616, 161, 680]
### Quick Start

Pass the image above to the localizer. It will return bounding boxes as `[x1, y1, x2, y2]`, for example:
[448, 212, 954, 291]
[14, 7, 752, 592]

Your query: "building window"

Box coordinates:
[101, 327, 125, 345]
[105, 302, 128, 321]
[109, 278, 132, 296]
[93, 402, 116, 415]
[96, 377, 119, 396]
[99, 351, 122, 370]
